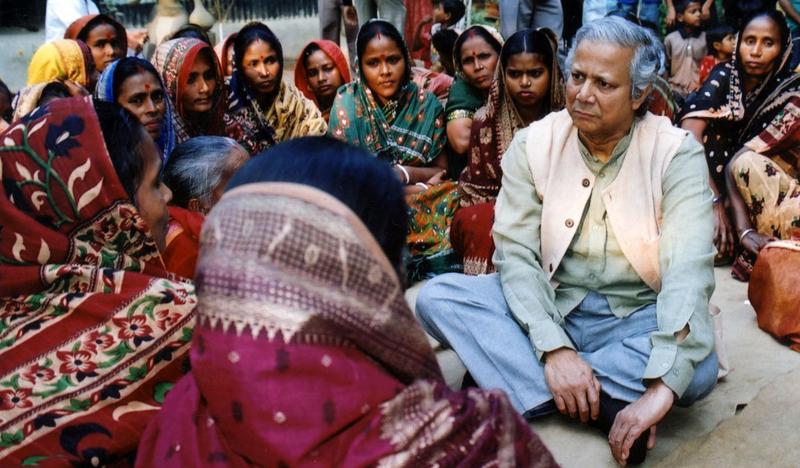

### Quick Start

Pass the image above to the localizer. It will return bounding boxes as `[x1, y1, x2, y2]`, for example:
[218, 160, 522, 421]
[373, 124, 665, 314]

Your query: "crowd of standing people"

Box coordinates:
[1, 0, 799, 466]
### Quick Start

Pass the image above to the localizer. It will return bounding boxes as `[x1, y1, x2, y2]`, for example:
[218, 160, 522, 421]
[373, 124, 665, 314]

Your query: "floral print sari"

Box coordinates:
[0, 97, 195, 465]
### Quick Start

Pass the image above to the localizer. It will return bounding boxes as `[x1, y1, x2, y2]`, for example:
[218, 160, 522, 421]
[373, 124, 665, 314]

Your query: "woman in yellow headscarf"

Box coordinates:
[27, 39, 96, 89]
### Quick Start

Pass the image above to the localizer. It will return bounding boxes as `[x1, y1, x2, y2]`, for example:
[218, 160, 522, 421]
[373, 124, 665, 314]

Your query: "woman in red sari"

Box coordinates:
[136, 136, 557, 467]
[451, 28, 565, 275]
[0, 98, 195, 465]
[294, 39, 352, 122]
[152, 38, 229, 143]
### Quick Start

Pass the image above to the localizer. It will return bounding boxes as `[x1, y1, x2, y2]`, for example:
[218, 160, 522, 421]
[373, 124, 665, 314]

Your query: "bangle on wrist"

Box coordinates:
[396, 164, 410, 184]
[739, 228, 755, 242]
[415, 182, 429, 190]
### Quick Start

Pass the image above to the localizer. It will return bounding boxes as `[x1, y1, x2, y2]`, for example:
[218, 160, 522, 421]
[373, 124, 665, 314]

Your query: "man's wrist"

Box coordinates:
[645, 379, 676, 404]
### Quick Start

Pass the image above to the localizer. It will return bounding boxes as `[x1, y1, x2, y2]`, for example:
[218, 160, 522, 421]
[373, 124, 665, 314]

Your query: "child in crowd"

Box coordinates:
[432, 28, 459, 75]
[664, 0, 707, 98]
[699, 24, 735, 84]
[413, 0, 466, 67]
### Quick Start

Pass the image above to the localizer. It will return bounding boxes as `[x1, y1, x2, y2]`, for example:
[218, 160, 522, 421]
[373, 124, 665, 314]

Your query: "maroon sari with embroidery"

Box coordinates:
[0, 97, 195, 465]
[452, 31, 565, 275]
[136, 183, 556, 467]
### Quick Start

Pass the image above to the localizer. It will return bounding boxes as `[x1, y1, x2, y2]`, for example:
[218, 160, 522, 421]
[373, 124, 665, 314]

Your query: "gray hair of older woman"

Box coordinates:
[565, 16, 661, 104]
[164, 136, 245, 210]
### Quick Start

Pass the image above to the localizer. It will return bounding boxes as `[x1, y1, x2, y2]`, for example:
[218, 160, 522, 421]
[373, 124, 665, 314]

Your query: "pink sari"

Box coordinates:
[136, 183, 556, 467]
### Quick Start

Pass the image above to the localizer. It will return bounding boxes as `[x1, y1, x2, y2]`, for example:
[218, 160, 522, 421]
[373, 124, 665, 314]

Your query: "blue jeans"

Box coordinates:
[416, 273, 718, 415]
[354, 0, 405, 33]
[618, 0, 662, 26]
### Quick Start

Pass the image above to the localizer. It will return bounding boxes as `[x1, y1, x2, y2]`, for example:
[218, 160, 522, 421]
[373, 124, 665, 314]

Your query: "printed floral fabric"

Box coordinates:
[453, 29, 564, 275]
[135, 183, 556, 467]
[328, 35, 455, 272]
[681, 27, 795, 191]
[0, 97, 196, 466]
[733, 151, 800, 239]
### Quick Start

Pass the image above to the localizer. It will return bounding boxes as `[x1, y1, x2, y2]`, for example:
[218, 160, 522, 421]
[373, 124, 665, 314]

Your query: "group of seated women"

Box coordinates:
[2, 6, 800, 465]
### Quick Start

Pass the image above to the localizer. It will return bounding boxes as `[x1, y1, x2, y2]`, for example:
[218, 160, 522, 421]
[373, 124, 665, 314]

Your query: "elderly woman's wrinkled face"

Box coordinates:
[566, 41, 647, 142]
[739, 16, 783, 81]
[209, 145, 248, 208]
[135, 129, 172, 252]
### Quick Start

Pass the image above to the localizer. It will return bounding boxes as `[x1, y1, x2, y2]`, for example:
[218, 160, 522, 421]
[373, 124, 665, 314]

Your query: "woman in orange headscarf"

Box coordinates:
[294, 40, 352, 122]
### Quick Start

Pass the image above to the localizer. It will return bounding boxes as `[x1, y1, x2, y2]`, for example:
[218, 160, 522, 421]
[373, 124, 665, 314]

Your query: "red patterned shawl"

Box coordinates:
[136, 183, 556, 467]
[458, 32, 565, 208]
[152, 38, 228, 143]
[0, 97, 196, 466]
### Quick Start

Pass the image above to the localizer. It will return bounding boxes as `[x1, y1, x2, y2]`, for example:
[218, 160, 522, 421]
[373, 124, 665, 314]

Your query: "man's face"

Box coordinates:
[566, 41, 647, 142]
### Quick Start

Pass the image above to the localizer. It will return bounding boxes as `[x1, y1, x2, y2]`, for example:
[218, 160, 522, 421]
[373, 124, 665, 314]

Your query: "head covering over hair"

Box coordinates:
[135, 137, 556, 468]
[294, 39, 352, 119]
[330, 19, 444, 165]
[153, 38, 227, 142]
[0, 96, 195, 464]
[224, 22, 327, 155]
[64, 13, 129, 53]
[213, 32, 237, 77]
[681, 9, 796, 190]
[27, 39, 94, 87]
[445, 25, 504, 122]
[459, 27, 565, 208]
[329, 20, 459, 276]
[95, 58, 177, 160]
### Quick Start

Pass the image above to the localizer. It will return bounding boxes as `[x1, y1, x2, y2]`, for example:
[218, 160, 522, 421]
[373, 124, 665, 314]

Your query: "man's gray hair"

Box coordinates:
[164, 136, 243, 208]
[565, 16, 661, 101]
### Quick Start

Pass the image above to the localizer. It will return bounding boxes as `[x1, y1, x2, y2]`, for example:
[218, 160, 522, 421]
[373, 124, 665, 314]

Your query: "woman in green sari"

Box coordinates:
[329, 19, 458, 280]
[445, 25, 503, 175]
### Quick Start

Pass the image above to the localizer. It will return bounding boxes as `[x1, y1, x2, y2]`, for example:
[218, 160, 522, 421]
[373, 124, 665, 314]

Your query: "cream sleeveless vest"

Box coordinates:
[525, 110, 690, 292]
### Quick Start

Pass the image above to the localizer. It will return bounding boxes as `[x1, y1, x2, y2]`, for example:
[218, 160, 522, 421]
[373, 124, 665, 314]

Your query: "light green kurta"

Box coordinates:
[492, 119, 715, 397]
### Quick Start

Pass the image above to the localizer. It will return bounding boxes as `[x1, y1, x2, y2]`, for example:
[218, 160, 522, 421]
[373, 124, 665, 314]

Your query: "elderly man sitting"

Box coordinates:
[416, 16, 717, 465]
[161, 136, 248, 278]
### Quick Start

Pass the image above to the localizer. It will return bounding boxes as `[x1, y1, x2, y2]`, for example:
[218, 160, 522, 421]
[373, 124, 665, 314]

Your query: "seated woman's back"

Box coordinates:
[135, 136, 557, 467]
